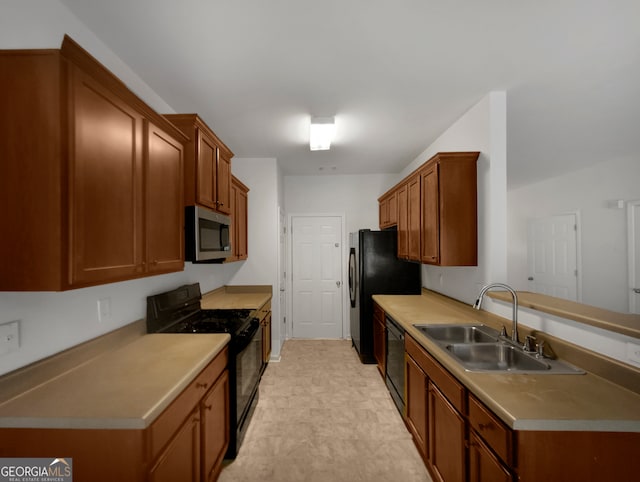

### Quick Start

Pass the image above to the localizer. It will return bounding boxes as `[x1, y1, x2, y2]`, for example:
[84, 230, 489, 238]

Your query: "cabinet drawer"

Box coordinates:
[405, 335, 465, 412]
[149, 347, 228, 458]
[468, 394, 513, 466]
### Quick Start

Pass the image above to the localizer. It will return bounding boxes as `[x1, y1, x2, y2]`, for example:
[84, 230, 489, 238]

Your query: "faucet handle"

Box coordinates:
[523, 335, 536, 352]
[536, 340, 546, 358]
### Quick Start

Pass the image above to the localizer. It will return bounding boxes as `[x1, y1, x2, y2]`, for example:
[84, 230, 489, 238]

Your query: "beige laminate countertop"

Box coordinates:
[489, 290, 640, 339]
[0, 333, 229, 430]
[201, 285, 272, 310]
[373, 291, 640, 433]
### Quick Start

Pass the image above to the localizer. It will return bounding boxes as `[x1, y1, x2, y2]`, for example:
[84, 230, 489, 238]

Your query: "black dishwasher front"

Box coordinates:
[385, 315, 405, 414]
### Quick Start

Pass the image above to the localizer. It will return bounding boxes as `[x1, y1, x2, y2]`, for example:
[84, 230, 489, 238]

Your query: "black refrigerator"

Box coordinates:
[349, 229, 421, 363]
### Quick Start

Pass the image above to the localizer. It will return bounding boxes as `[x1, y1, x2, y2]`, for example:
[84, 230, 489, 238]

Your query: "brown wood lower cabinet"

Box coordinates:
[0, 347, 229, 482]
[468, 430, 513, 482]
[201, 371, 230, 482]
[404, 334, 640, 482]
[149, 407, 201, 482]
[372, 302, 386, 378]
[259, 300, 272, 365]
[405, 353, 428, 457]
[429, 383, 466, 482]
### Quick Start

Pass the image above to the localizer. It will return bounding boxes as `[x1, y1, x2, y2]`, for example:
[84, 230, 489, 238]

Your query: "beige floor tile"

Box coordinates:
[218, 339, 432, 482]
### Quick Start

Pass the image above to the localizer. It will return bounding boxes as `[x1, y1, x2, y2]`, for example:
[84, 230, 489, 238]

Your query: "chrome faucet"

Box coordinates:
[472, 283, 519, 343]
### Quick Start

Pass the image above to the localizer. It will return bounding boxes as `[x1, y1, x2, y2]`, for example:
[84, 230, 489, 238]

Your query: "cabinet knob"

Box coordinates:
[196, 382, 208, 389]
[205, 404, 213, 411]
[478, 422, 493, 431]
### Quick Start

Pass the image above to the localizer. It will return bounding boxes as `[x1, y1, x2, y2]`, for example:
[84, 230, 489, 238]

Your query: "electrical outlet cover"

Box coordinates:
[626, 342, 640, 366]
[0, 320, 20, 355]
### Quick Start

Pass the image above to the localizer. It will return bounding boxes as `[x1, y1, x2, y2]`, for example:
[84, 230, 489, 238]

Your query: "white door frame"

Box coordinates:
[628, 200, 640, 314]
[287, 213, 347, 339]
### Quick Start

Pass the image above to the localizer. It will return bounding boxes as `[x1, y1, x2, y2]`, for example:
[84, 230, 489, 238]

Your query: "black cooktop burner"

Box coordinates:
[146, 284, 256, 336]
[169, 309, 255, 334]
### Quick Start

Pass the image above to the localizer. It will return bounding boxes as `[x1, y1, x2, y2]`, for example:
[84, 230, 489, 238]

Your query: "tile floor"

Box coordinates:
[218, 339, 432, 482]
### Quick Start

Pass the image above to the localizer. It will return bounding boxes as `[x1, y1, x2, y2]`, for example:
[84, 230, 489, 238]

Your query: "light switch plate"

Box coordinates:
[0, 320, 20, 355]
[97, 298, 111, 323]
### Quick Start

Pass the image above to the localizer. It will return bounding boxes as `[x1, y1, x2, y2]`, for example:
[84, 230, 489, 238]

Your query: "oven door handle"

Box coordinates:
[234, 319, 260, 352]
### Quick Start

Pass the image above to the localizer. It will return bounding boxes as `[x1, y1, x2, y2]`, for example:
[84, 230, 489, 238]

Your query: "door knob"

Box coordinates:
[336, 281, 341, 287]
[633, 288, 640, 294]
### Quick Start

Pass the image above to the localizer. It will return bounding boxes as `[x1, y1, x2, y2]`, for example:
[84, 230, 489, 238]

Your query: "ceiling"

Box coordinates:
[60, 0, 640, 188]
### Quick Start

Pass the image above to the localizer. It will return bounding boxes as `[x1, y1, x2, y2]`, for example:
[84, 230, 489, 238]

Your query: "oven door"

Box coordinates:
[234, 319, 262, 427]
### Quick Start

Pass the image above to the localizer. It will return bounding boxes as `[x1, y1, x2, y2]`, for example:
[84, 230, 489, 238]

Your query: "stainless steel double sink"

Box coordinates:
[415, 324, 584, 374]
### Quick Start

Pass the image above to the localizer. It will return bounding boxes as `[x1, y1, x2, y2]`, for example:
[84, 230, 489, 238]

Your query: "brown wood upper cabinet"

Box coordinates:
[0, 35, 186, 291]
[397, 174, 421, 261]
[227, 176, 249, 262]
[164, 114, 233, 215]
[378, 151, 478, 266]
[420, 152, 478, 266]
[378, 191, 397, 229]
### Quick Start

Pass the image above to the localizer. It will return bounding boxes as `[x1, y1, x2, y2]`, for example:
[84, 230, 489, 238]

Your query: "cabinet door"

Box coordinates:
[216, 152, 232, 215]
[196, 129, 217, 209]
[407, 174, 421, 261]
[373, 313, 386, 378]
[405, 354, 428, 459]
[201, 371, 230, 482]
[236, 187, 248, 260]
[388, 192, 398, 226]
[379, 199, 388, 229]
[397, 184, 409, 259]
[228, 182, 238, 261]
[145, 121, 184, 274]
[262, 314, 272, 363]
[469, 430, 513, 482]
[421, 163, 439, 264]
[69, 66, 144, 286]
[149, 408, 200, 482]
[429, 382, 465, 482]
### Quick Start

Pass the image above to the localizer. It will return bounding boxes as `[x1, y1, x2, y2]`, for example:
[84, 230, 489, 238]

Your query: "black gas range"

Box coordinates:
[146, 283, 263, 459]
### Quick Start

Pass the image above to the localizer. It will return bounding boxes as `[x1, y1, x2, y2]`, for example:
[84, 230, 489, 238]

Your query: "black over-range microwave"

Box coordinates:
[185, 205, 232, 262]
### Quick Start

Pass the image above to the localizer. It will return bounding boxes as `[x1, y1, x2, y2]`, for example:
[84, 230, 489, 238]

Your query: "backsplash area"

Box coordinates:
[0, 263, 240, 376]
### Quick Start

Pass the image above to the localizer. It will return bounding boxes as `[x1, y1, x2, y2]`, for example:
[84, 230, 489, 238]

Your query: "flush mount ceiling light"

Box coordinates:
[309, 116, 335, 151]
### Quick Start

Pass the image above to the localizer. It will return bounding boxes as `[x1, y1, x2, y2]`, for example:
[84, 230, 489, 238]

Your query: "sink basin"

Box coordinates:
[415, 324, 498, 344]
[446, 343, 549, 372]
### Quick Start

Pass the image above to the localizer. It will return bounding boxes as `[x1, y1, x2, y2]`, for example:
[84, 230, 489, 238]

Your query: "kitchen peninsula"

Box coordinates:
[373, 290, 640, 481]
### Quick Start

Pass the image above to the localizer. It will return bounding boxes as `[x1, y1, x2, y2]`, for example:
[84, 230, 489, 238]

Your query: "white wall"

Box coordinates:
[0, 0, 172, 114]
[284, 173, 399, 338]
[284, 173, 399, 235]
[508, 155, 640, 313]
[398, 92, 508, 304]
[230, 159, 282, 358]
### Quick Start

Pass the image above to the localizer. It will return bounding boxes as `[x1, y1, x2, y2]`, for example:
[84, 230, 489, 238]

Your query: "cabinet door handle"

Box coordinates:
[196, 382, 208, 389]
[205, 404, 213, 411]
[478, 422, 493, 431]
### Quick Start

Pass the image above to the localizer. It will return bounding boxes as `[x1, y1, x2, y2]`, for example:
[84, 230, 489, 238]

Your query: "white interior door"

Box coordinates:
[291, 216, 343, 338]
[527, 214, 579, 301]
[628, 200, 640, 314]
